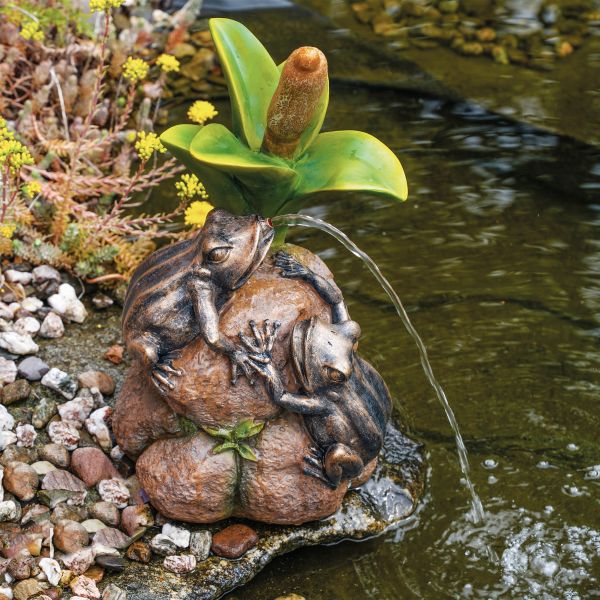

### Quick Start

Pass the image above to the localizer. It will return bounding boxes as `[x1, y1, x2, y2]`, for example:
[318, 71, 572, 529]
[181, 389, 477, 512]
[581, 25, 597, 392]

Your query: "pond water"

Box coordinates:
[154, 6, 600, 598]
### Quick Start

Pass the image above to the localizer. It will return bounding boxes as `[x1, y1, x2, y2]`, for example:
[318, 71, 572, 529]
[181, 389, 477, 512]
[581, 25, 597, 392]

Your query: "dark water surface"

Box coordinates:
[153, 8, 600, 597]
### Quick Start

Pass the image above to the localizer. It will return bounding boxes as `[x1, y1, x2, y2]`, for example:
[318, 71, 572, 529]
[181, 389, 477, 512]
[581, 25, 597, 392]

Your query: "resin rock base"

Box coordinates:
[105, 425, 424, 600]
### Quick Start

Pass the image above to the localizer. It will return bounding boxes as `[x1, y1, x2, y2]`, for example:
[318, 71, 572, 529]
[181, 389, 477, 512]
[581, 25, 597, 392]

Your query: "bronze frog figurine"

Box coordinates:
[122, 209, 274, 391]
[245, 252, 392, 488]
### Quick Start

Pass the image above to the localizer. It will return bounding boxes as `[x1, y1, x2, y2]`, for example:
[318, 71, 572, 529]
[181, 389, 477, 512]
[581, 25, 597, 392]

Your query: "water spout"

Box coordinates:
[273, 212, 486, 525]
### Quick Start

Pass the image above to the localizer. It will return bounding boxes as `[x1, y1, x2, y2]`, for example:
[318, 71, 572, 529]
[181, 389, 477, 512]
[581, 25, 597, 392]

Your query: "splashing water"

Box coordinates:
[273, 213, 486, 525]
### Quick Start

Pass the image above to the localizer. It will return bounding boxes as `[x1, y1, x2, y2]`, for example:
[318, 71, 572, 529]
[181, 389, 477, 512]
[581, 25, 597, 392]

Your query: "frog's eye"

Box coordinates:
[206, 247, 231, 263]
[325, 367, 346, 384]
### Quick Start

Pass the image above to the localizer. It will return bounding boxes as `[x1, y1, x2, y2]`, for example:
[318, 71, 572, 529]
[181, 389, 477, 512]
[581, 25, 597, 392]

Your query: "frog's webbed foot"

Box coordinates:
[151, 351, 183, 394]
[275, 251, 310, 280]
[239, 319, 281, 365]
[228, 348, 257, 387]
[303, 449, 337, 490]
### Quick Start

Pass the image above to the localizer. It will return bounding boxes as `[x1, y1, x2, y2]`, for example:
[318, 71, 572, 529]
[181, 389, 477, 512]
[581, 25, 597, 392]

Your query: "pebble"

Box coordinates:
[120, 505, 153, 537]
[39, 312, 64, 339]
[32, 265, 61, 285]
[211, 524, 259, 559]
[0, 431, 17, 451]
[126, 540, 151, 563]
[104, 345, 123, 365]
[0, 331, 39, 355]
[85, 407, 112, 451]
[41, 368, 78, 399]
[58, 396, 94, 425]
[102, 583, 127, 600]
[91, 294, 113, 310]
[48, 284, 87, 323]
[39, 557, 62, 586]
[51, 503, 88, 523]
[13, 317, 40, 337]
[0, 302, 13, 320]
[1, 379, 30, 405]
[8, 554, 32, 580]
[3, 462, 38, 501]
[71, 448, 120, 487]
[77, 371, 116, 396]
[162, 523, 190, 549]
[0, 404, 15, 430]
[84, 565, 105, 583]
[54, 519, 90, 553]
[95, 555, 125, 573]
[70, 575, 100, 599]
[93, 527, 130, 550]
[90, 502, 120, 527]
[61, 547, 95, 575]
[17, 356, 49, 381]
[163, 554, 197, 574]
[20, 297, 42, 313]
[190, 530, 212, 562]
[40, 443, 70, 468]
[98, 479, 130, 508]
[0, 444, 35, 465]
[5, 270, 32, 286]
[32, 399, 57, 429]
[30, 461, 56, 476]
[0, 500, 19, 522]
[47, 421, 80, 450]
[42, 468, 87, 492]
[0, 357, 17, 385]
[150, 533, 177, 556]
[13, 578, 44, 600]
[15, 424, 36, 447]
[81, 519, 107, 534]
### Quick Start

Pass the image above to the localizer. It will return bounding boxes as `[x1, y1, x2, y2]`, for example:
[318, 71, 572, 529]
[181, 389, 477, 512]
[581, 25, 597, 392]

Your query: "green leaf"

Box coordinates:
[294, 130, 408, 201]
[159, 124, 248, 214]
[213, 441, 238, 454]
[202, 424, 233, 441]
[234, 418, 265, 440]
[190, 123, 298, 192]
[209, 18, 280, 151]
[237, 443, 259, 462]
[293, 77, 329, 159]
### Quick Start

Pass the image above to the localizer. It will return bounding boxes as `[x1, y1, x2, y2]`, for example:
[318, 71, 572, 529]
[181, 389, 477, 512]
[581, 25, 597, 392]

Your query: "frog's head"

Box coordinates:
[291, 316, 361, 393]
[198, 209, 274, 290]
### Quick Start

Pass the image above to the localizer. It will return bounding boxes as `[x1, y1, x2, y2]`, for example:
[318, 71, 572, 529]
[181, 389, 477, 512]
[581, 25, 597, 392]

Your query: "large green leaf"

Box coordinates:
[190, 123, 297, 189]
[294, 130, 408, 201]
[160, 124, 248, 214]
[209, 18, 280, 151]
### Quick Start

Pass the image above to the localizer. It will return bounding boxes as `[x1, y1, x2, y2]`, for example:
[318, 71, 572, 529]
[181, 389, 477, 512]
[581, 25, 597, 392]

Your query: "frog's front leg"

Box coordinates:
[188, 277, 255, 385]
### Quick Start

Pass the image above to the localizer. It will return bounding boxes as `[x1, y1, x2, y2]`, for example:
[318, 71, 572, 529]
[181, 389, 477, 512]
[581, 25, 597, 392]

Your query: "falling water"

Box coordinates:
[273, 213, 486, 525]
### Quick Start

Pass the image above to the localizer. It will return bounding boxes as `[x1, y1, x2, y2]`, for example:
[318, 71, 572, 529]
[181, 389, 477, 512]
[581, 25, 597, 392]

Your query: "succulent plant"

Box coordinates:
[160, 18, 407, 226]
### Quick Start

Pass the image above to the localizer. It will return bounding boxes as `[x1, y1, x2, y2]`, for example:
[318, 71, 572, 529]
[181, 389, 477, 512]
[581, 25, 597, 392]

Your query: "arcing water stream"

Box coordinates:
[273, 213, 486, 525]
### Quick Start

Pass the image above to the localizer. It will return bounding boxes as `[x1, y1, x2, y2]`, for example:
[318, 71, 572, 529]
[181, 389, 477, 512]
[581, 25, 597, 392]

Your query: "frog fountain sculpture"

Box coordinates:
[113, 209, 394, 524]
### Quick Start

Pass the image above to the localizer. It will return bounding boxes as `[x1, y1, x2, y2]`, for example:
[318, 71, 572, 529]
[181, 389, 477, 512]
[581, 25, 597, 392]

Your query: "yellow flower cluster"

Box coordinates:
[175, 173, 208, 201]
[0, 119, 34, 175]
[89, 0, 124, 13]
[185, 201, 214, 228]
[23, 181, 42, 199]
[122, 57, 149, 84]
[0, 223, 16, 240]
[135, 131, 166, 162]
[20, 21, 44, 42]
[188, 101, 218, 125]
[156, 54, 180, 74]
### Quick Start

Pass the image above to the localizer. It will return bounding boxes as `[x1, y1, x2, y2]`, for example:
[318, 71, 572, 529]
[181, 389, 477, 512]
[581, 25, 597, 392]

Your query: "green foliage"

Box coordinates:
[202, 417, 265, 462]
[160, 18, 408, 220]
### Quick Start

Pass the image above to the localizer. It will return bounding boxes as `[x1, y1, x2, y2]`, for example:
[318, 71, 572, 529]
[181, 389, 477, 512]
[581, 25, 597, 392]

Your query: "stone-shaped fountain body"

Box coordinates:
[113, 19, 423, 532]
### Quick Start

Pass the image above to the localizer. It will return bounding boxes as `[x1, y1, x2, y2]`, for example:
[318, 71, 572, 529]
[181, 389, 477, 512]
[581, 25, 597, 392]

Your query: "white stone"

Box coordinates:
[7, 303, 20, 316]
[110, 445, 124, 461]
[58, 396, 94, 425]
[0, 331, 39, 355]
[39, 557, 62, 586]
[0, 500, 18, 522]
[16, 423, 36, 447]
[162, 523, 191, 549]
[31, 460, 57, 475]
[97, 479, 130, 509]
[41, 367, 77, 399]
[4, 270, 32, 285]
[0, 357, 17, 385]
[20, 296, 43, 313]
[32, 265, 61, 283]
[0, 431, 17, 451]
[0, 586, 12, 600]
[39, 312, 64, 339]
[0, 465, 3, 502]
[86, 406, 112, 451]
[0, 405, 15, 431]
[13, 317, 40, 337]
[47, 420, 80, 450]
[0, 302, 12, 320]
[48, 283, 87, 323]
[81, 519, 107, 534]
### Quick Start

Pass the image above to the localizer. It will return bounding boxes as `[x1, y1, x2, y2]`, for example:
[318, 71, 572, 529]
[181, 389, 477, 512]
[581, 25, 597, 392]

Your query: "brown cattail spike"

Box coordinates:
[262, 46, 328, 159]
